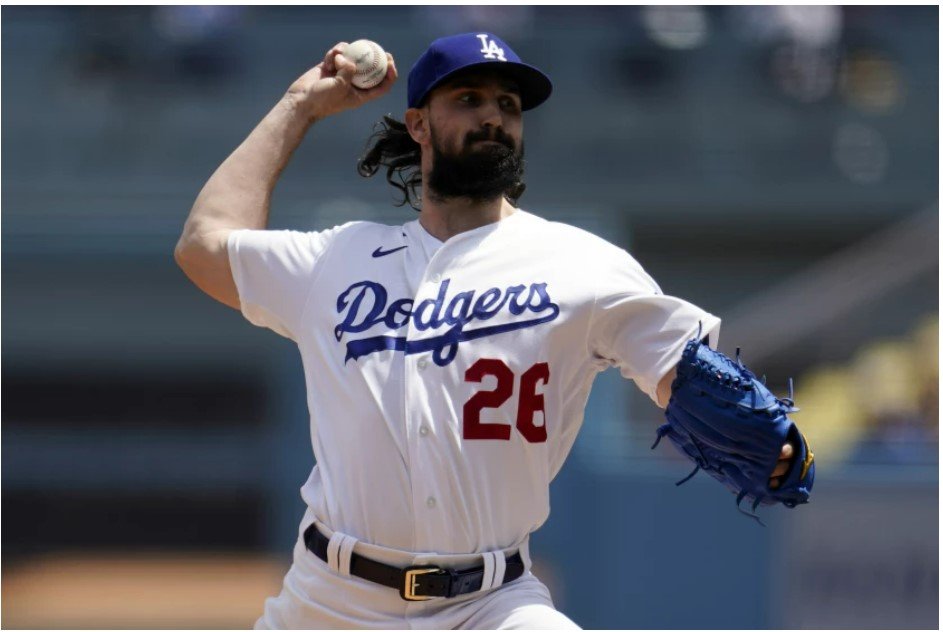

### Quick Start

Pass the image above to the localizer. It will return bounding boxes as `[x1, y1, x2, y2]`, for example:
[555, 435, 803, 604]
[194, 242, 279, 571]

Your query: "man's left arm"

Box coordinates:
[585, 243, 814, 511]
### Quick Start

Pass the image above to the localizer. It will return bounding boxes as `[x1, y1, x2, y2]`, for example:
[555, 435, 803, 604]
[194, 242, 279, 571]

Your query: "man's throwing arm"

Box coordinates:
[174, 42, 397, 308]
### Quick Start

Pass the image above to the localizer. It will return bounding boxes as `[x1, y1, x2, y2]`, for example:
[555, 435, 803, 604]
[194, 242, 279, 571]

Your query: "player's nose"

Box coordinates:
[477, 98, 503, 128]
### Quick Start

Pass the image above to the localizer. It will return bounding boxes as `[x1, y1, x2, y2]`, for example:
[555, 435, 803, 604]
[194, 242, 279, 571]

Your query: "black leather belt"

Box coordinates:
[303, 524, 525, 601]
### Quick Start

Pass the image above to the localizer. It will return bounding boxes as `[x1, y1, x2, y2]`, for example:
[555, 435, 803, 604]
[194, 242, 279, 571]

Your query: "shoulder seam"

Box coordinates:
[297, 224, 351, 335]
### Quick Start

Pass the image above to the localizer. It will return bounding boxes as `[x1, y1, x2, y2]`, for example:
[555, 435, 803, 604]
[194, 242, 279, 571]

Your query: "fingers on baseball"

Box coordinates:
[322, 42, 349, 75]
[334, 54, 357, 83]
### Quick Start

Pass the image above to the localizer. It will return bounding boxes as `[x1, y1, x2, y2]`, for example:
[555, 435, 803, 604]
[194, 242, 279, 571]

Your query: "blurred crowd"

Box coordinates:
[64, 5, 916, 189]
[73, 6, 247, 84]
[795, 313, 938, 465]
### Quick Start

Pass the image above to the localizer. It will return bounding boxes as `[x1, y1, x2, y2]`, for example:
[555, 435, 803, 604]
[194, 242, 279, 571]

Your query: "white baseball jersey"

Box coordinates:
[228, 209, 720, 556]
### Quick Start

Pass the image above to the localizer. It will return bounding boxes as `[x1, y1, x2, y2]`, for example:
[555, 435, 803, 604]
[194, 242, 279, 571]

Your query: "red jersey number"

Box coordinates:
[463, 358, 550, 443]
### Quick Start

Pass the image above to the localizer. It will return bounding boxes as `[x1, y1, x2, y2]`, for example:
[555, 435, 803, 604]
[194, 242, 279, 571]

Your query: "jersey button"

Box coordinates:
[430, 274, 441, 283]
[426, 496, 436, 508]
[417, 359, 428, 370]
[419, 425, 429, 436]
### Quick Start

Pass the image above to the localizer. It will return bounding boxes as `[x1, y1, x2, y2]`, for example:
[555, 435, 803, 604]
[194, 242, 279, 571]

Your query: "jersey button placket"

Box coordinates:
[404, 263, 446, 547]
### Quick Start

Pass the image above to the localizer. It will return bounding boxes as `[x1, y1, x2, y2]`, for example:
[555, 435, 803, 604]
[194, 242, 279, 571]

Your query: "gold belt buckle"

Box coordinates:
[402, 566, 442, 601]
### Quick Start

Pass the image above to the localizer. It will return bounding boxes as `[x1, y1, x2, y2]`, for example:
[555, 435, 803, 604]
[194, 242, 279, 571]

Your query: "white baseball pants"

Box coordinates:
[254, 510, 580, 630]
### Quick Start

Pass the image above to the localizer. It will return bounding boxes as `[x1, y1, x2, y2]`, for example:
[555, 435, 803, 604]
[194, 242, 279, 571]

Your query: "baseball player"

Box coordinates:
[175, 33, 809, 629]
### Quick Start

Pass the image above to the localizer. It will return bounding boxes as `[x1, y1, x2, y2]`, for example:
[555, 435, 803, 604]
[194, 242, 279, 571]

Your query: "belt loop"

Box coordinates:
[518, 537, 532, 572]
[327, 532, 358, 576]
[478, 551, 505, 592]
[338, 535, 357, 577]
[492, 551, 507, 588]
[478, 552, 496, 592]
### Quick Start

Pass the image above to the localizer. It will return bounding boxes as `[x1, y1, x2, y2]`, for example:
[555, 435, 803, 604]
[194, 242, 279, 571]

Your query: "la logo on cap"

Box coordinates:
[476, 34, 506, 61]
[406, 32, 552, 110]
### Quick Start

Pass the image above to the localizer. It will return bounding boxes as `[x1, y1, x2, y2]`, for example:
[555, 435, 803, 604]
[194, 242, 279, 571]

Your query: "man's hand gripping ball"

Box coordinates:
[285, 40, 397, 122]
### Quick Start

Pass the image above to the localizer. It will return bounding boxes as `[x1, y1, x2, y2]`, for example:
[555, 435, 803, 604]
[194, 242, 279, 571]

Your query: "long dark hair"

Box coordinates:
[357, 115, 526, 212]
[357, 116, 423, 211]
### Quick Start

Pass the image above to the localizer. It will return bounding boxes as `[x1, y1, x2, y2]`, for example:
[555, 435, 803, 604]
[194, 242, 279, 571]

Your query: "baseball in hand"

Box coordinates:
[342, 40, 388, 89]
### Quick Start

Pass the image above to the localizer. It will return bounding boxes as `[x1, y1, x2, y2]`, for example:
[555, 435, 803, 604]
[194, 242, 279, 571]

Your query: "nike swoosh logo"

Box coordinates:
[372, 245, 408, 258]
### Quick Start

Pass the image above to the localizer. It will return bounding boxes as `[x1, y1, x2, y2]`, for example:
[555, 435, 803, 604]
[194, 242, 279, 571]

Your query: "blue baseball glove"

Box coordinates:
[651, 337, 815, 520]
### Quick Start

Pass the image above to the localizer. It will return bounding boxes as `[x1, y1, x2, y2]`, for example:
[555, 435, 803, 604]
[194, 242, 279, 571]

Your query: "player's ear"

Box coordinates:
[404, 108, 429, 144]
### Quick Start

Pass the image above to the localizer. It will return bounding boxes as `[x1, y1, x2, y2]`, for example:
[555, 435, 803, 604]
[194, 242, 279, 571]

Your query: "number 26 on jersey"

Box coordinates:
[463, 358, 549, 443]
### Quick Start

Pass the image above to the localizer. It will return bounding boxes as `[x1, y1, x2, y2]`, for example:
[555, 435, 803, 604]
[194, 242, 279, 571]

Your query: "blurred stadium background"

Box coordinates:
[2, 5, 938, 629]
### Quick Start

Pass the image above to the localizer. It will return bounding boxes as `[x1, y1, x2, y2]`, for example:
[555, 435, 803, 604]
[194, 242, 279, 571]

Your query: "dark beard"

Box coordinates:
[427, 128, 525, 203]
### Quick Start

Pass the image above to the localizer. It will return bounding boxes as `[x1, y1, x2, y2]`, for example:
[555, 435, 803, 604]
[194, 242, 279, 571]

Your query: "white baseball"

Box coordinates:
[342, 39, 388, 90]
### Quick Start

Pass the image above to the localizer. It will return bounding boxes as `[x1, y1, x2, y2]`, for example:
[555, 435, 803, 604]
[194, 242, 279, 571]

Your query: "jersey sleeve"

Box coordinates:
[587, 246, 721, 404]
[227, 227, 339, 341]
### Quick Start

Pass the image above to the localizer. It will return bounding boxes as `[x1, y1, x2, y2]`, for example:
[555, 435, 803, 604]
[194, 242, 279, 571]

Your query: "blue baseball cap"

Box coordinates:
[407, 32, 553, 111]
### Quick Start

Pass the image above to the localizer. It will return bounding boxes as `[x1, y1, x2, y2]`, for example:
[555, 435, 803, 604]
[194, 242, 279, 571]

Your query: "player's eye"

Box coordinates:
[500, 96, 521, 112]
[458, 92, 479, 105]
